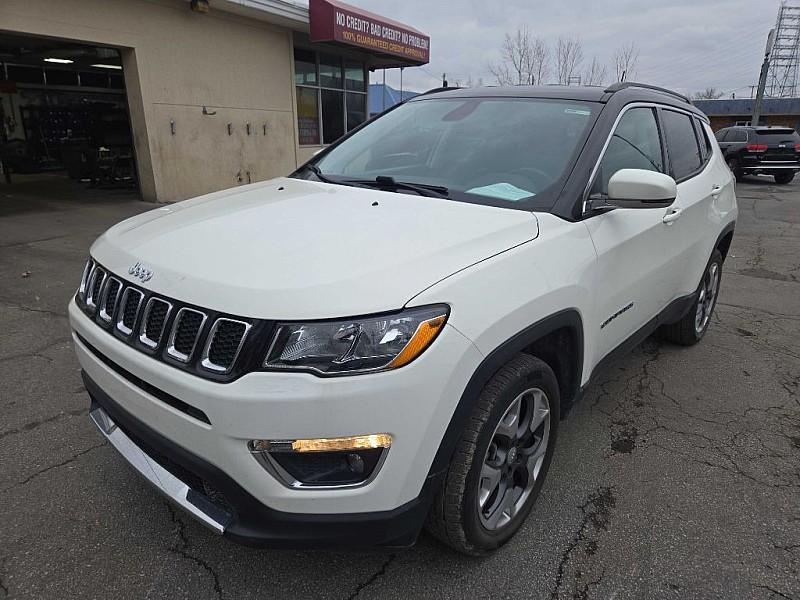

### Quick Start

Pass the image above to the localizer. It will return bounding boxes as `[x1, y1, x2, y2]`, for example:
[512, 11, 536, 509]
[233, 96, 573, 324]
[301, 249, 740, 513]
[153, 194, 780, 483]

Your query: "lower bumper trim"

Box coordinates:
[90, 405, 231, 534]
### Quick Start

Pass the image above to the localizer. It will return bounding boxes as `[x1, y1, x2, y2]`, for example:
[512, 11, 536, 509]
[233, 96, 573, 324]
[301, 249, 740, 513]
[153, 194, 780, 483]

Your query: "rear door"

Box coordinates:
[660, 110, 728, 297]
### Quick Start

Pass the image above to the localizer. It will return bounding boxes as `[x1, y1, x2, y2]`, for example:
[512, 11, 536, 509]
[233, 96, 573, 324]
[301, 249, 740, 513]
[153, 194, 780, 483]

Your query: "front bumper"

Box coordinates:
[85, 373, 435, 547]
[69, 298, 482, 546]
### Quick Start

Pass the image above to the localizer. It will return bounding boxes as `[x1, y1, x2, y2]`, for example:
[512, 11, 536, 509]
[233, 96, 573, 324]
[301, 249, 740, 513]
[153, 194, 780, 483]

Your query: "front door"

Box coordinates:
[583, 106, 686, 367]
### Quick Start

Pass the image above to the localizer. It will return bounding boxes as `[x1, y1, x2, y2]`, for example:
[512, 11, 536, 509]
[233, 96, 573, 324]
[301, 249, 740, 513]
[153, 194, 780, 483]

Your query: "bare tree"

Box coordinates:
[693, 87, 724, 100]
[531, 37, 549, 85]
[556, 36, 584, 85]
[613, 42, 639, 82]
[488, 27, 549, 85]
[583, 56, 608, 86]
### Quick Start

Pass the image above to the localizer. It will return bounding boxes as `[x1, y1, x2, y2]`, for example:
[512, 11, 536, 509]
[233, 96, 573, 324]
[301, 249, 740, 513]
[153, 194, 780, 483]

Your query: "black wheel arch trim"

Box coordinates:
[425, 309, 584, 481]
[714, 221, 736, 262]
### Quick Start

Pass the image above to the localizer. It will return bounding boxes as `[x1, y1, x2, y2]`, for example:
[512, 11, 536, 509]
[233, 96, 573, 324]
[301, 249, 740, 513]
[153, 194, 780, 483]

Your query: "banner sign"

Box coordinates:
[309, 0, 430, 65]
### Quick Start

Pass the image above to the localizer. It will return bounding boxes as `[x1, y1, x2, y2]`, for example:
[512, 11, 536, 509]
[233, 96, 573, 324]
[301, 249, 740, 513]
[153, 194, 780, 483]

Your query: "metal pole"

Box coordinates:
[400, 67, 404, 100]
[753, 28, 776, 127]
[382, 69, 386, 111]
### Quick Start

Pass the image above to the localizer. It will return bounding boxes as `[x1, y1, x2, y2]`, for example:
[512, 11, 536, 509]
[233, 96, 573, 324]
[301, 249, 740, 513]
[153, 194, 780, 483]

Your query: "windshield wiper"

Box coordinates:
[301, 163, 339, 185]
[341, 175, 450, 198]
[299, 167, 450, 198]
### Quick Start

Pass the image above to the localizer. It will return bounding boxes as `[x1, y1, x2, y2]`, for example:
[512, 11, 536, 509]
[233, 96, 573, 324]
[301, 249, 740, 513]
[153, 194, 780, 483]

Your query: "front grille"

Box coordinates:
[167, 308, 206, 362]
[118, 288, 144, 335]
[77, 262, 266, 382]
[99, 278, 122, 323]
[78, 259, 95, 300]
[140, 298, 172, 349]
[86, 267, 106, 310]
[202, 319, 250, 373]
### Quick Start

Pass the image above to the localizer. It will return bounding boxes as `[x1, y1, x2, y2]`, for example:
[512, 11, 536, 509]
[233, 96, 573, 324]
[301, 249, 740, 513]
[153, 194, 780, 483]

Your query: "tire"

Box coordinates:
[727, 158, 745, 183]
[659, 249, 723, 346]
[774, 172, 794, 185]
[425, 354, 560, 555]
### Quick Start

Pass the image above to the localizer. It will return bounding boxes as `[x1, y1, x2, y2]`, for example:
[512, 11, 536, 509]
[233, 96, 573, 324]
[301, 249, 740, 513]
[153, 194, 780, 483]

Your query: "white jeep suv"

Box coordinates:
[69, 83, 736, 555]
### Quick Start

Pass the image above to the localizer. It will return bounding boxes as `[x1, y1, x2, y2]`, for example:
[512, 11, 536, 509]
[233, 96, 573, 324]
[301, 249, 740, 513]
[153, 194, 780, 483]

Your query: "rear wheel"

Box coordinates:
[774, 172, 795, 185]
[425, 354, 559, 555]
[727, 158, 745, 182]
[659, 250, 723, 346]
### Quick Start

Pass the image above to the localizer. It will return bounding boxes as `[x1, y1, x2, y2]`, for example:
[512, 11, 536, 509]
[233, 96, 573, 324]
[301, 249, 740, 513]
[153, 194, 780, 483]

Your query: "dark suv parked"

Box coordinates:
[715, 126, 800, 184]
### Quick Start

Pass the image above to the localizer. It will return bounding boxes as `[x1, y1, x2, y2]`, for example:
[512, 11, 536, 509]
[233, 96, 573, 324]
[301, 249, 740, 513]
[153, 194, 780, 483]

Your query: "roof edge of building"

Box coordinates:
[214, 0, 310, 29]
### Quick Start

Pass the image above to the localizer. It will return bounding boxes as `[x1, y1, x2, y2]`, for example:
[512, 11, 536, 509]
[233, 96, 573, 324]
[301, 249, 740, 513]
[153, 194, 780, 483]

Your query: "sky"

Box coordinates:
[347, 0, 778, 98]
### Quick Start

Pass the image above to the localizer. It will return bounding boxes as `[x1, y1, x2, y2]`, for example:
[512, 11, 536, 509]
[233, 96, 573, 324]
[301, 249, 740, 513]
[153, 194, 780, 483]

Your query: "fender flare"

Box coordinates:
[714, 221, 736, 261]
[425, 308, 584, 480]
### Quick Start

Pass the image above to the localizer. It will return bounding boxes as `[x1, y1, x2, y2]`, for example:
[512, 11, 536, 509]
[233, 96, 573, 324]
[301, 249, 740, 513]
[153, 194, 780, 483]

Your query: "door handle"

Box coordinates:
[711, 185, 722, 197]
[662, 207, 683, 224]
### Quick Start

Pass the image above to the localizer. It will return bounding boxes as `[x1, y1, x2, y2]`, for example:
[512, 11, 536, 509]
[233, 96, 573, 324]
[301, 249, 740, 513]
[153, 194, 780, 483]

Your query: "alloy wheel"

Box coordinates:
[695, 261, 720, 334]
[477, 387, 551, 530]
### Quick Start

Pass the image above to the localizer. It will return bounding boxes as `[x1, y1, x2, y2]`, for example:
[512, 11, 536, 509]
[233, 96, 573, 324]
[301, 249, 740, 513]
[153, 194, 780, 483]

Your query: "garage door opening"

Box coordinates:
[0, 32, 140, 209]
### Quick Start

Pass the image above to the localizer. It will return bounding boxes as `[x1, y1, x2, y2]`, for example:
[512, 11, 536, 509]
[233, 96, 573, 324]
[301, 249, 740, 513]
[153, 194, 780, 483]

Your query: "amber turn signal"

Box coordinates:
[388, 315, 447, 369]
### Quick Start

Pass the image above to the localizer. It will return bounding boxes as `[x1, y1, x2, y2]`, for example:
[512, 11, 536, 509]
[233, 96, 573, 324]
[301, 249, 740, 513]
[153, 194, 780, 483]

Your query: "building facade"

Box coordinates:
[0, 0, 429, 202]
[693, 98, 800, 131]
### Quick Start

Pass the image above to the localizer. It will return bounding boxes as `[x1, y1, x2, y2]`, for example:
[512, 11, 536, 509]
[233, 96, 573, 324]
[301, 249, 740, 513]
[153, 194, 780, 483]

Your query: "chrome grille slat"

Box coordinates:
[116, 287, 144, 336]
[167, 308, 207, 363]
[85, 267, 107, 311]
[139, 297, 173, 349]
[78, 258, 95, 301]
[201, 319, 251, 374]
[98, 277, 122, 323]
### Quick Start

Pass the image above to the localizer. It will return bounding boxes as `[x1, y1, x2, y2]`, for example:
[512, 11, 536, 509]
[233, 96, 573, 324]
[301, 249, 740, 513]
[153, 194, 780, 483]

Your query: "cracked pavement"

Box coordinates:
[1, 174, 798, 599]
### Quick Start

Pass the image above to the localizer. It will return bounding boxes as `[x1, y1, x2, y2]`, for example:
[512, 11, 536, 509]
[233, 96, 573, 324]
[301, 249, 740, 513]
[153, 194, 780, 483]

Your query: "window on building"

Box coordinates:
[662, 109, 702, 180]
[294, 49, 368, 146]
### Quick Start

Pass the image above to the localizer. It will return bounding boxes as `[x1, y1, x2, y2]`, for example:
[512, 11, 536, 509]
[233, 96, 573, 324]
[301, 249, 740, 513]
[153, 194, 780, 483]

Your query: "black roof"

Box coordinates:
[413, 83, 706, 119]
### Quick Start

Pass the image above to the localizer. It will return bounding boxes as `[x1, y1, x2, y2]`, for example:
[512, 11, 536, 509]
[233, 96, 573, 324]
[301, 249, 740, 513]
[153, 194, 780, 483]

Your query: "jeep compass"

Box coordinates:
[69, 83, 736, 555]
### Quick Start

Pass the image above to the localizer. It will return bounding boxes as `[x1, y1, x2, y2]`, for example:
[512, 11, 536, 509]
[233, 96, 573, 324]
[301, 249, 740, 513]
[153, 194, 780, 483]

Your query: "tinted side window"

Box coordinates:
[715, 129, 728, 142]
[696, 119, 712, 162]
[592, 107, 664, 195]
[663, 110, 702, 180]
[732, 129, 748, 143]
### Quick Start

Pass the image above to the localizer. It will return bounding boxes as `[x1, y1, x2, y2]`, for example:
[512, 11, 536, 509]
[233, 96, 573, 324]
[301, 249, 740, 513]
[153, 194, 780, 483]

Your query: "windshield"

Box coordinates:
[302, 97, 599, 210]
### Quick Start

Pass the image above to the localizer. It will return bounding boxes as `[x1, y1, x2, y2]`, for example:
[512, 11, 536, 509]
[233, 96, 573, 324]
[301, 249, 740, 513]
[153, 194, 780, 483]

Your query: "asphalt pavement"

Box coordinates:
[0, 173, 798, 599]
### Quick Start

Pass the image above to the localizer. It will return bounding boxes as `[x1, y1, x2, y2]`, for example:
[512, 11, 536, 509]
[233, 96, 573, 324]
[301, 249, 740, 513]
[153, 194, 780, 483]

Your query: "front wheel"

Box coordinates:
[425, 354, 559, 555]
[659, 250, 723, 346]
[774, 172, 795, 185]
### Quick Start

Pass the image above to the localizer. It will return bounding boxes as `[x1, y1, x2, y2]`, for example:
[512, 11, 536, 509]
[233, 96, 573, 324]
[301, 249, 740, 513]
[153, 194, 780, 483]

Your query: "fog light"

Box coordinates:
[248, 434, 391, 487]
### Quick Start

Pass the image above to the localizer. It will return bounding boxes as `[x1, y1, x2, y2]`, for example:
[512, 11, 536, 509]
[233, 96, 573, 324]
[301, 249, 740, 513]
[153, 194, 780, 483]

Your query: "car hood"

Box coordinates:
[91, 177, 539, 319]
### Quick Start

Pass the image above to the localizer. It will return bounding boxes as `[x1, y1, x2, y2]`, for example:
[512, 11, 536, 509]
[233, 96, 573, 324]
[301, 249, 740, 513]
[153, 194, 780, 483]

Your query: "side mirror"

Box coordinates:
[607, 169, 677, 209]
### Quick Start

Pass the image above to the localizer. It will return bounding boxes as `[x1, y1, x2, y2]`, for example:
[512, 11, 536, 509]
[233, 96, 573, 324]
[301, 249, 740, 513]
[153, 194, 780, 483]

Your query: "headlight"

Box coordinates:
[263, 305, 449, 374]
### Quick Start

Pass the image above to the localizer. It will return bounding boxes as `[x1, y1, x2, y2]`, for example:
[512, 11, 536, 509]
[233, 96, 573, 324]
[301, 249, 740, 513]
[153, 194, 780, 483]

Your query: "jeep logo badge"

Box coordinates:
[128, 262, 154, 283]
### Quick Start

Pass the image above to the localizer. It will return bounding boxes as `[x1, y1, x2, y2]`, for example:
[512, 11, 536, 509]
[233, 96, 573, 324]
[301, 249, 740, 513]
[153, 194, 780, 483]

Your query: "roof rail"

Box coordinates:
[604, 82, 691, 104]
[418, 86, 462, 96]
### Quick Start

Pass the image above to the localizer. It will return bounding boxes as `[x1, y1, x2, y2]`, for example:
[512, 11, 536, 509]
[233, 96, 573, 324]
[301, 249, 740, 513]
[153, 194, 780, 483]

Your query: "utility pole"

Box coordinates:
[753, 28, 776, 127]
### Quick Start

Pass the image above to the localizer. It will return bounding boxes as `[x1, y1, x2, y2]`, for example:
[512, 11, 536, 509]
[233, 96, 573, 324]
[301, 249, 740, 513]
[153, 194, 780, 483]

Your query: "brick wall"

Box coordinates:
[708, 114, 800, 131]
